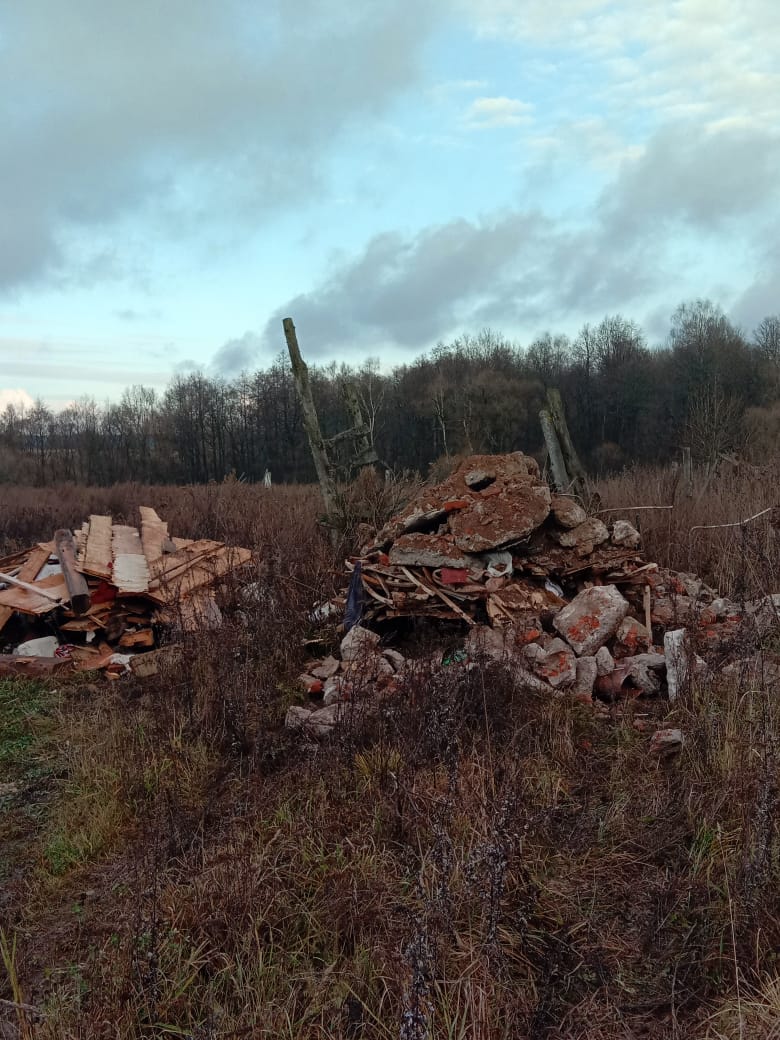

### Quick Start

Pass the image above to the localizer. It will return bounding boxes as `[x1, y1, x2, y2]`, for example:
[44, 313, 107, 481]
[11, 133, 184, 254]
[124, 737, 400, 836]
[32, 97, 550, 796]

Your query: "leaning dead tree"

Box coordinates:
[283, 317, 387, 536]
[539, 388, 588, 499]
[283, 317, 339, 524]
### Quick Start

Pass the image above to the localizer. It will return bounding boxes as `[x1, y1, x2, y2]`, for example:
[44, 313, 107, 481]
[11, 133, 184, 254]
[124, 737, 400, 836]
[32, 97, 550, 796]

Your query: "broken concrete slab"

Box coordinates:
[595, 646, 615, 676]
[664, 629, 689, 702]
[465, 624, 511, 662]
[449, 484, 551, 553]
[389, 533, 469, 570]
[525, 637, 576, 688]
[573, 655, 598, 698]
[550, 495, 587, 529]
[322, 676, 349, 705]
[300, 674, 324, 695]
[615, 616, 650, 653]
[311, 655, 340, 680]
[285, 702, 345, 738]
[611, 520, 641, 549]
[553, 585, 630, 656]
[381, 648, 406, 672]
[553, 517, 610, 555]
[624, 653, 666, 695]
[340, 624, 381, 662]
[650, 728, 684, 754]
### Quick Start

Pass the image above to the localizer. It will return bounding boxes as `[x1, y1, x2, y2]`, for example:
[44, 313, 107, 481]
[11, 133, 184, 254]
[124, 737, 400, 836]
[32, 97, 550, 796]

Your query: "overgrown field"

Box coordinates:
[0, 467, 779, 1039]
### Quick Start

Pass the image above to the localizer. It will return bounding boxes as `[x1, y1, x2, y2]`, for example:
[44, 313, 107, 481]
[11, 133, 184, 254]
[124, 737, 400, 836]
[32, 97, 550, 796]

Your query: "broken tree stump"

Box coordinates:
[54, 528, 91, 615]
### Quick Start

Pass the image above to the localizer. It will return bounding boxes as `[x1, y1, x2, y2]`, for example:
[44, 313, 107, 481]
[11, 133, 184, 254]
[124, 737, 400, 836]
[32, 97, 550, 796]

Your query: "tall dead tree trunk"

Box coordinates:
[546, 388, 587, 498]
[340, 379, 381, 471]
[539, 408, 570, 492]
[283, 318, 339, 532]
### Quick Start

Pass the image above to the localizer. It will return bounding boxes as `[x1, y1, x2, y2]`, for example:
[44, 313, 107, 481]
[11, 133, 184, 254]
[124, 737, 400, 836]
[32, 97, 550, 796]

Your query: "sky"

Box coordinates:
[1, 0, 779, 410]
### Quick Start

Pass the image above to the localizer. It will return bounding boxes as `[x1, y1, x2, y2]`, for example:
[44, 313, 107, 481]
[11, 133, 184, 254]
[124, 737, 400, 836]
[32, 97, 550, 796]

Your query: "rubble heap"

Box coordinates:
[290, 452, 756, 740]
[0, 508, 252, 677]
[351, 452, 650, 628]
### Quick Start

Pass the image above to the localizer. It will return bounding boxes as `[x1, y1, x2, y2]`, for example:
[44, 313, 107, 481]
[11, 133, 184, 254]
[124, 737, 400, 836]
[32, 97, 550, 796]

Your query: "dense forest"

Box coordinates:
[3, 300, 780, 486]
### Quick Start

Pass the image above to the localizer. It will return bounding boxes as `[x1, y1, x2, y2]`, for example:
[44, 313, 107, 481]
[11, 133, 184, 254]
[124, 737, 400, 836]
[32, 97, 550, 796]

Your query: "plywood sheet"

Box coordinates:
[111, 525, 149, 594]
[82, 515, 113, 579]
[0, 544, 56, 630]
[149, 539, 223, 585]
[149, 546, 252, 604]
[139, 506, 168, 566]
[0, 573, 68, 615]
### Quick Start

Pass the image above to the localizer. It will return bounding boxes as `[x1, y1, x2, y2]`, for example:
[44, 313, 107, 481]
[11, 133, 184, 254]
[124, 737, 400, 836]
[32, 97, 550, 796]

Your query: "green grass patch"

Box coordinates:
[0, 677, 59, 780]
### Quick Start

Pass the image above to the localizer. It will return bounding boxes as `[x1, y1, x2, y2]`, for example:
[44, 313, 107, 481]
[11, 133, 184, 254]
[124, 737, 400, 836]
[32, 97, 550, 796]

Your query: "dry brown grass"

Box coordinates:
[0, 468, 778, 1038]
[595, 460, 780, 599]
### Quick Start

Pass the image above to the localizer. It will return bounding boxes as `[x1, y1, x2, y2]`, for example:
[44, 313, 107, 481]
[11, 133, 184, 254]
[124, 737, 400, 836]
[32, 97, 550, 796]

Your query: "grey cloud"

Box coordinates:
[263, 212, 553, 355]
[262, 118, 780, 353]
[730, 226, 780, 331]
[0, 1, 442, 290]
[600, 123, 780, 240]
[174, 359, 202, 375]
[550, 121, 780, 313]
[211, 331, 263, 375]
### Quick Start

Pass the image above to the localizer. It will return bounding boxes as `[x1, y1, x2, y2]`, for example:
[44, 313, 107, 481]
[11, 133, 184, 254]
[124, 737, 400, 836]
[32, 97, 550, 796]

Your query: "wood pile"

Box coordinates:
[0, 508, 252, 676]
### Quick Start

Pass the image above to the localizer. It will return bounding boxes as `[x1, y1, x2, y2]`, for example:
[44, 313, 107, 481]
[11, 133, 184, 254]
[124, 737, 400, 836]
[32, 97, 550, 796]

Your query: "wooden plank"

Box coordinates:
[0, 573, 69, 615]
[82, 515, 113, 579]
[112, 525, 150, 594]
[119, 628, 155, 648]
[0, 544, 55, 631]
[0, 656, 74, 678]
[149, 546, 252, 604]
[139, 506, 168, 566]
[0, 548, 35, 574]
[149, 539, 224, 585]
[59, 617, 105, 632]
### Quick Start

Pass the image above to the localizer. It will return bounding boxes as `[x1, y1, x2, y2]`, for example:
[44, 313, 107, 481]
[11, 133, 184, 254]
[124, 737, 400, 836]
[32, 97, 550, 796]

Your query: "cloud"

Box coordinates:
[463, 96, 533, 129]
[599, 123, 780, 239]
[211, 332, 264, 376]
[173, 360, 202, 376]
[262, 109, 780, 354]
[467, 0, 780, 131]
[262, 211, 563, 355]
[0, 1, 443, 291]
[0, 388, 35, 412]
[730, 224, 780, 331]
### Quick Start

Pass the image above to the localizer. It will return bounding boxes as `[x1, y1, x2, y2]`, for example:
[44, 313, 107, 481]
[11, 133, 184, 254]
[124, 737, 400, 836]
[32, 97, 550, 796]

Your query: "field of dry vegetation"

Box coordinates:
[1, 465, 779, 1039]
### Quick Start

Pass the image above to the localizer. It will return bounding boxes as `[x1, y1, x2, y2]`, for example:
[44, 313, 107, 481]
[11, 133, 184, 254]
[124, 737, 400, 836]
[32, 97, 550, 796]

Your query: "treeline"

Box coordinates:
[3, 300, 780, 486]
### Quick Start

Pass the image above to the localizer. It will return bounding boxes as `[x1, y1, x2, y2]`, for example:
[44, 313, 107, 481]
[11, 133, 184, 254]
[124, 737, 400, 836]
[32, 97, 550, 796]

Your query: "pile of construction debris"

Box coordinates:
[289, 452, 764, 744]
[0, 508, 252, 678]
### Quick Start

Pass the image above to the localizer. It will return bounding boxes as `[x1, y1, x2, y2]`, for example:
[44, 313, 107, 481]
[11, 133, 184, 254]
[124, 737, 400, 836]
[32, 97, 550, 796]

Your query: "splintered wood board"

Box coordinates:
[82, 515, 113, 579]
[0, 544, 55, 630]
[0, 573, 68, 615]
[0, 548, 36, 574]
[139, 506, 168, 566]
[111, 525, 150, 593]
[149, 546, 252, 604]
[73, 522, 89, 564]
[149, 540, 224, 586]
